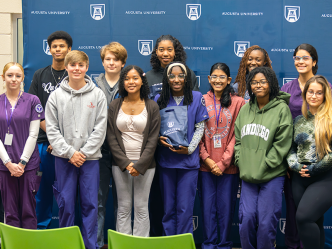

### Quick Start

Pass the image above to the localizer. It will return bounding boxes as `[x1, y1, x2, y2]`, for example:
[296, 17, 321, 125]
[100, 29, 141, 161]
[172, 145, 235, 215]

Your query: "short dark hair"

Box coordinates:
[47, 31, 73, 48]
[150, 35, 187, 70]
[246, 67, 280, 102]
[293, 43, 318, 75]
[209, 62, 235, 108]
[118, 65, 150, 100]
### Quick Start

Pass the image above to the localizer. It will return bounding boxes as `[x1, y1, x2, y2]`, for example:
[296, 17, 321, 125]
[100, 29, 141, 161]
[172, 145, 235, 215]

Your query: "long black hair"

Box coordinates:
[246, 67, 280, 102]
[209, 62, 235, 108]
[150, 35, 187, 70]
[118, 65, 150, 100]
[157, 61, 193, 110]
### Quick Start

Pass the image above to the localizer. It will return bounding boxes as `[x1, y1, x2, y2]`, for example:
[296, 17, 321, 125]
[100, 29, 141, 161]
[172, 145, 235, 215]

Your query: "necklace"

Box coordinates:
[298, 78, 305, 91]
[6, 91, 22, 111]
[51, 67, 66, 85]
[124, 97, 144, 112]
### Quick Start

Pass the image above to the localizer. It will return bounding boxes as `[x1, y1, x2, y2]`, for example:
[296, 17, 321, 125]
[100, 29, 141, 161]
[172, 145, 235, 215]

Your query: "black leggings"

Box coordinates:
[292, 168, 332, 249]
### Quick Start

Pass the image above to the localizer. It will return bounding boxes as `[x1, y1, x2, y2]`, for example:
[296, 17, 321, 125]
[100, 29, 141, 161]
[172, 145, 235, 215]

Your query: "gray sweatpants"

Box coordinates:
[112, 166, 155, 237]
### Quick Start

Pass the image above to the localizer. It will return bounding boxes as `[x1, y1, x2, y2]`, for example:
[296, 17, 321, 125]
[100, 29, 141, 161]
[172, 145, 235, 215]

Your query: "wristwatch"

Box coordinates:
[19, 160, 27, 166]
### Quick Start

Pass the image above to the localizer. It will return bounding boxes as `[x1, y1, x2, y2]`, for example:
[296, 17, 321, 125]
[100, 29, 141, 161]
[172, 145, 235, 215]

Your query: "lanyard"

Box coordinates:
[213, 94, 222, 129]
[5, 91, 21, 134]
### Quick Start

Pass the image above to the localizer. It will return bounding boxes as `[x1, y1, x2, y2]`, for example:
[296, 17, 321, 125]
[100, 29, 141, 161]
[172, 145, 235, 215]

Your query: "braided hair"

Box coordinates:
[246, 67, 280, 103]
[150, 35, 187, 70]
[118, 65, 150, 100]
[234, 45, 272, 98]
[157, 61, 193, 110]
[209, 62, 235, 108]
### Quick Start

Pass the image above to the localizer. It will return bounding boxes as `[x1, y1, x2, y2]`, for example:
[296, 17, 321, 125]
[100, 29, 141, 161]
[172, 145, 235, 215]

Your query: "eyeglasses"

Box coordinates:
[293, 56, 312, 62]
[250, 80, 268, 86]
[307, 90, 324, 98]
[209, 75, 228, 81]
[168, 74, 186, 80]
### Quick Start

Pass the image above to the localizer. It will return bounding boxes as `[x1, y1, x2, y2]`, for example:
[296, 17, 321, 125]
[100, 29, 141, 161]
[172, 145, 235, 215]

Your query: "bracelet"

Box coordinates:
[3, 158, 11, 165]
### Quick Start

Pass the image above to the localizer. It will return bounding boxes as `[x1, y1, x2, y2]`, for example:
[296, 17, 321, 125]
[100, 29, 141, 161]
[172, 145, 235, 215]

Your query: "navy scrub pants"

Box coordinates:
[239, 176, 285, 249]
[198, 172, 239, 249]
[36, 141, 55, 229]
[159, 167, 199, 236]
[53, 157, 99, 249]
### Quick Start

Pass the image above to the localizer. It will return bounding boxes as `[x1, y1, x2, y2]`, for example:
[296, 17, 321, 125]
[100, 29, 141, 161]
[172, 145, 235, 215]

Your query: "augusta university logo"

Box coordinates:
[43, 40, 51, 55]
[192, 216, 199, 231]
[196, 76, 200, 87]
[90, 74, 100, 84]
[90, 4, 105, 20]
[283, 78, 296, 85]
[186, 4, 201, 20]
[285, 6, 300, 23]
[138, 40, 153, 56]
[279, 218, 286, 234]
[167, 122, 174, 128]
[234, 41, 250, 57]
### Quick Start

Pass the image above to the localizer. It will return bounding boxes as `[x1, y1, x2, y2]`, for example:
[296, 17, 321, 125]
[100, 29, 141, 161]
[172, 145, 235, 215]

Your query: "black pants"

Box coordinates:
[292, 168, 332, 249]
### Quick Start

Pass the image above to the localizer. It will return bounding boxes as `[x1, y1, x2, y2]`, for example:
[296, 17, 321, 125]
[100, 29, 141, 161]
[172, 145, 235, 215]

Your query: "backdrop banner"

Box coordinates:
[23, 0, 332, 248]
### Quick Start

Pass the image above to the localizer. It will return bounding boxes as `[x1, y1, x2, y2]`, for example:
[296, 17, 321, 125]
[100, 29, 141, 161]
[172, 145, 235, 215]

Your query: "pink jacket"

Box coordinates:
[199, 91, 245, 174]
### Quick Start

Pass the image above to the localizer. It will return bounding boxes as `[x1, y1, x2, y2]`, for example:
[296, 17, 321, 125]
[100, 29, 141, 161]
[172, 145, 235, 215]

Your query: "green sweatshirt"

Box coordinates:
[234, 91, 293, 183]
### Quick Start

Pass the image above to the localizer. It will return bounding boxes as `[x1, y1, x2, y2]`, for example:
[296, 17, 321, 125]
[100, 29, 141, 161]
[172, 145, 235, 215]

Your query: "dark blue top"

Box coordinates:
[154, 91, 208, 169]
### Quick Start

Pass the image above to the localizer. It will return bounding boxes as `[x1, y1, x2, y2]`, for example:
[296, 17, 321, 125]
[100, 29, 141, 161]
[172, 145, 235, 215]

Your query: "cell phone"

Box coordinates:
[36, 171, 43, 176]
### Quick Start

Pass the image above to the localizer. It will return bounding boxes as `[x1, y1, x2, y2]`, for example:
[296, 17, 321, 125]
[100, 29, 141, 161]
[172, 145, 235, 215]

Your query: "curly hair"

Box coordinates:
[246, 67, 280, 103]
[293, 43, 318, 75]
[209, 62, 235, 108]
[157, 61, 193, 110]
[47, 30, 73, 48]
[150, 35, 187, 70]
[118, 65, 150, 100]
[234, 45, 272, 98]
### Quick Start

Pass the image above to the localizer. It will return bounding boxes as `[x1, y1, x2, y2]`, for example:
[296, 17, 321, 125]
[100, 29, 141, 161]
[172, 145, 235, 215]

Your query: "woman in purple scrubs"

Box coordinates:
[0, 62, 44, 228]
[281, 43, 319, 249]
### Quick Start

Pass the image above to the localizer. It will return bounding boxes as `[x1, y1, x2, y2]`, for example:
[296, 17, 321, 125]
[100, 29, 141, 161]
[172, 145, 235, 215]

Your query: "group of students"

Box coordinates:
[0, 30, 331, 249]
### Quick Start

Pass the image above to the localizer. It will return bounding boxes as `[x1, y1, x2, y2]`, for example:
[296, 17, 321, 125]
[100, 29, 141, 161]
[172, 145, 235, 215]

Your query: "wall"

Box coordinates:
[0, 0, 22, 94]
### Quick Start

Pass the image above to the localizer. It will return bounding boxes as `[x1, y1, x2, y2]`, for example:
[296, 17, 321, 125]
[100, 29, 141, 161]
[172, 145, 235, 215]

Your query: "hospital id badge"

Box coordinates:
[213, 134, 221, 148]
[4, 133, 13, 146]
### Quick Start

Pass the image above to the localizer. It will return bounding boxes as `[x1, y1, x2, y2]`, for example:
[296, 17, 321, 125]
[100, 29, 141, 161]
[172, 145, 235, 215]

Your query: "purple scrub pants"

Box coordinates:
[239, 176, 285, 249]
[198, 172, 239, 249]
[0, 167, 41, 229]
[159, 167, 199, 236]
[53, 157, 99, 249]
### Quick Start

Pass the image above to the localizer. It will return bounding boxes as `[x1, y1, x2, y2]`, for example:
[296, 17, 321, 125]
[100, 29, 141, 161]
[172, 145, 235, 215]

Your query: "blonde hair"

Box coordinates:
[302, 75, 332, 159]
[64, 50, 89, 67]
[2, 62, 25, 92]
[100, 42, 127, 64]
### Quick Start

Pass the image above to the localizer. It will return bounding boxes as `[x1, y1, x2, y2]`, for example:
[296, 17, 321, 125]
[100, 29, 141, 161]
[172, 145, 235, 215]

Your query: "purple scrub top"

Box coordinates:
[154, 91, 208, 169]
[281, 78, 332, 120]
[281, 79, 303, 119]
[0, 93, 45, 171]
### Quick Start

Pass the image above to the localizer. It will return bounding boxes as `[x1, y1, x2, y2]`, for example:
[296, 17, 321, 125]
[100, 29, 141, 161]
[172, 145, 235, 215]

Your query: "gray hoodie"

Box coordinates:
[45, 75, 107, 160]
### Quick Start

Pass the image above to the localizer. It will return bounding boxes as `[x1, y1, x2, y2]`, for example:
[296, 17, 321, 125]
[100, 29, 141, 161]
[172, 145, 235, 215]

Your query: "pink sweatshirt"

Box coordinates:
[199, 91, 245, 174]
